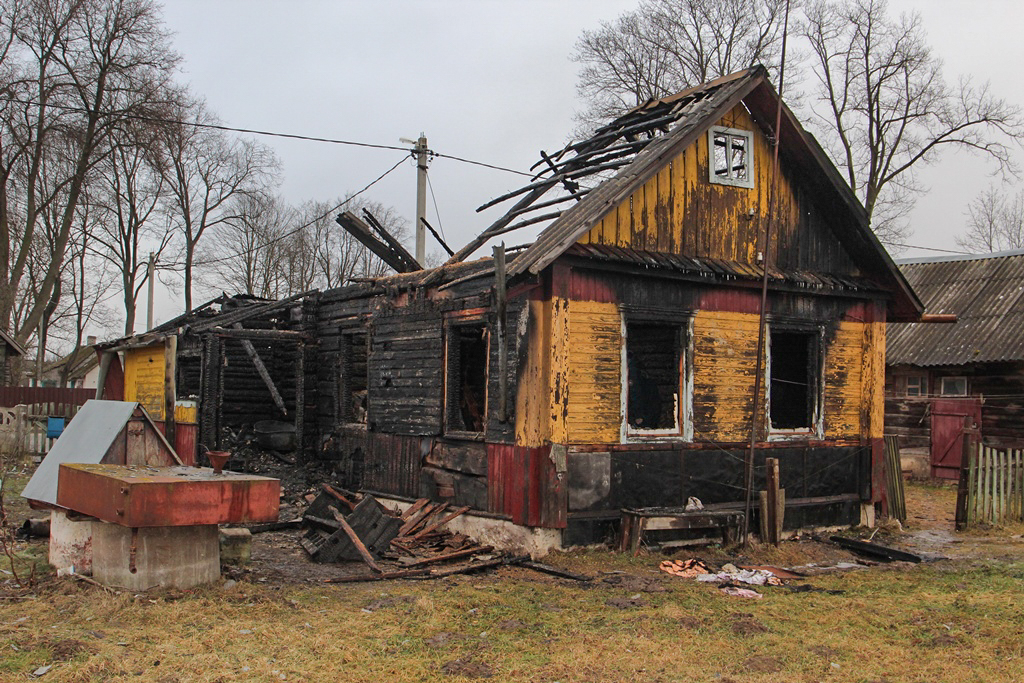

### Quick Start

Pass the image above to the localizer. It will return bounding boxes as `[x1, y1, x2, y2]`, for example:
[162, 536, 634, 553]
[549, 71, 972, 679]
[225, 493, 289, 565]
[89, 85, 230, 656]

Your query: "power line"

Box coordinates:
[426, 173, 447, 244]
[0, 95, 532, 177]
[882, 241, 971, 255]
[191, 155, 407, 268]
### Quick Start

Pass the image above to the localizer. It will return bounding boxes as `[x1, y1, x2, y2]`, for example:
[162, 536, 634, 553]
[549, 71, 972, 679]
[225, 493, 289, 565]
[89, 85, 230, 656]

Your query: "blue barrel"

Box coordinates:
[46, 417, 65, 439]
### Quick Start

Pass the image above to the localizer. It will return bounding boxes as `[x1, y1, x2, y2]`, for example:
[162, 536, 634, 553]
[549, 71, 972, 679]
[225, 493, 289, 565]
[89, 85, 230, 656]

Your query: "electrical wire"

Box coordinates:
[190, 155, 407, 268]
[882, 242, 971, 255]
[0, 95, 532, 177]
[425, 173, 447, 244]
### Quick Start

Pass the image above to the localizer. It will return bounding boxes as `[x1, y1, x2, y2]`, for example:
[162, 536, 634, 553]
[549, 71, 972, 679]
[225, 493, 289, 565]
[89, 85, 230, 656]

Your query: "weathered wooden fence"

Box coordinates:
[961, 444, 1024, 527]
[0, 402, 84, 462]
[884, 435, 907, 523]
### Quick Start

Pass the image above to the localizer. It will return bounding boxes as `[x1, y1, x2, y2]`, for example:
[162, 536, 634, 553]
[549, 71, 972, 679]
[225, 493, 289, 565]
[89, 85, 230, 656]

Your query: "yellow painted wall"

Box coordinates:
[123, 344, 165, 420]
[566, 301, 622, 443]
[823, 322, 865, 439]
[579, 105, 838, 271]
[518, 302, 884, 445]
[691, 311, 763, 442]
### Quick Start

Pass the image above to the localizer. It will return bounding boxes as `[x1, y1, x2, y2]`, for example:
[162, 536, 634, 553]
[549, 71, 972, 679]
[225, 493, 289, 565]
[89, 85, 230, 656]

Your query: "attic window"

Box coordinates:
[709, 126, 754, 189]
[769, 329, 821, 434]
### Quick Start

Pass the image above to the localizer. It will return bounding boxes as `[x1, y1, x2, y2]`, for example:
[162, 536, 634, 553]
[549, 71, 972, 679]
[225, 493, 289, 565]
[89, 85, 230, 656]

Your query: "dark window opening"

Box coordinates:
[339, 332, 368, 424]
[447, 325, 488, 433]
[626, 323, 680, 431]
[770, 331, 817, 430]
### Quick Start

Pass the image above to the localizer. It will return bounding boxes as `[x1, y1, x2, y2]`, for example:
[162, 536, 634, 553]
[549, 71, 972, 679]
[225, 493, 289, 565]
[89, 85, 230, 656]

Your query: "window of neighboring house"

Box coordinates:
[769, 329, 821, 433]
[940, 376, 968, 397]
[338, 331, 368, 425]
[905, 375, 927, 397]
[445, 323, 488, 434]
[709, 126, 754, 188]
[625, 322, 682, 434]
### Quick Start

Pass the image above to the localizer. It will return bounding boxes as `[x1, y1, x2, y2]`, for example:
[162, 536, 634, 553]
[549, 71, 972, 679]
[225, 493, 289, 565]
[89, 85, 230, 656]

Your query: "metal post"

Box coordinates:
[415, 134, 428, 266]
[146, 251, 156, 331]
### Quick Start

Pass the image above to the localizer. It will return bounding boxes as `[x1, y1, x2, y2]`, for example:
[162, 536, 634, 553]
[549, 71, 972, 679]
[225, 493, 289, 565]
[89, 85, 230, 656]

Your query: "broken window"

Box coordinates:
[940, 376, 968, 397]
[905, 375, 927, 397]
[339, 331, 368, 425]
[626, 322, 681, 433]
[769, 330, 820, 432]
[709, 126, 754, 188]
[446, 323, 488, 433]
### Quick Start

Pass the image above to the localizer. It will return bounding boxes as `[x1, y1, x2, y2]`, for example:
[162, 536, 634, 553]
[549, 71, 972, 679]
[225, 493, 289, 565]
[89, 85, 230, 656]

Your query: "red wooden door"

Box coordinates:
[930, 398, 981, 479]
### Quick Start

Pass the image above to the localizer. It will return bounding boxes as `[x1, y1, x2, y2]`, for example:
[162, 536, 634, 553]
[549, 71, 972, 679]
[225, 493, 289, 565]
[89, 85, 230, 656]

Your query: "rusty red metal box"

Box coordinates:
[57, 463, 280, 527]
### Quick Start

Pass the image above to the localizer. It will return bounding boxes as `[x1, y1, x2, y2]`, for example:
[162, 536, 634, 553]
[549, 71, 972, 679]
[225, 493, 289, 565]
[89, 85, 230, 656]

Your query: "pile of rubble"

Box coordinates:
[295, 485, 589, 584]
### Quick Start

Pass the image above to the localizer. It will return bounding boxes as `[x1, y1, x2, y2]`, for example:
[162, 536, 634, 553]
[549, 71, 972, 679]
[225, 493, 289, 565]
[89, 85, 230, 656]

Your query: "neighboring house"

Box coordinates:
[886, 249, 1024, 477]
[314, 66, 922, 548]
[0, 329, 26, 386]
[27, 337, 101, 389]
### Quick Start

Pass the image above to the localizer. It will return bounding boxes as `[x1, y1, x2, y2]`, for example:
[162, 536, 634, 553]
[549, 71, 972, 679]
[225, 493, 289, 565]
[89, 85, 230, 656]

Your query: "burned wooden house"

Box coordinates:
[93, 292, 314, 464]
[886, 250, 1024, 478]
[315, 66, 923, 549]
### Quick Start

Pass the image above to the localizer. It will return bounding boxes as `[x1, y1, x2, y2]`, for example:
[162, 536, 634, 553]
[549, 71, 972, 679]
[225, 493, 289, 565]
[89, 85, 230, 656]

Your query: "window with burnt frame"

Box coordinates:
[769, 330, 820, 431]
[445, 324, 488, 433]
[338, 331, 368, 425]
[626, 322, 681, 432]
[709, 126, 754, 189]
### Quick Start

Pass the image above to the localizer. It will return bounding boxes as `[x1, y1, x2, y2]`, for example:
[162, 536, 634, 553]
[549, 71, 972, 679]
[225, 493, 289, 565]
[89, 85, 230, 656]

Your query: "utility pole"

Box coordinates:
[147, 251, 156, 331]
[415, 134, 428, 266]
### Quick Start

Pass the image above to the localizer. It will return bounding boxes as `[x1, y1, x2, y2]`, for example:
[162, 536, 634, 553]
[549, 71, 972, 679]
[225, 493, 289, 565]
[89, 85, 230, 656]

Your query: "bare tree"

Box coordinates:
[0, 0, 179, 345]
[802, 0, 1023, 242]
[203, 192, 292, 299]
[955, 186, 1024, 254]
[572, 0, 791, 129]
[159, 96, 278, 312]
[90, 120, 173, 335]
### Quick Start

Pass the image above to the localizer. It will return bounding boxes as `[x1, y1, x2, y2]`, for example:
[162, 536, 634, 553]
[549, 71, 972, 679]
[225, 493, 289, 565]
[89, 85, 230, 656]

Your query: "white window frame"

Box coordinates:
[708, 126, 755, 189]
[940, 376, 968, 397]
[766, 325, 825, 440]
[620, 315, 693, 442]
[905, 375, 926, 397]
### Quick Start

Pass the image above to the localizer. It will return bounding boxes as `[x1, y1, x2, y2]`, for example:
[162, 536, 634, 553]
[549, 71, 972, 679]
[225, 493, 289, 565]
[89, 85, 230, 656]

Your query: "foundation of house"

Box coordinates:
[48, 509, 93, 576]
[91, 523, 220, 590]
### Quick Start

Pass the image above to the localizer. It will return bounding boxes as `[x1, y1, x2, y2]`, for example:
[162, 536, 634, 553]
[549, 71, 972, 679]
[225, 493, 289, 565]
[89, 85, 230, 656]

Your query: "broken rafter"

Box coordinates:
[362, 210, 422, 270]
[336, 211, 419, 274]
[232, 322, 287, 417]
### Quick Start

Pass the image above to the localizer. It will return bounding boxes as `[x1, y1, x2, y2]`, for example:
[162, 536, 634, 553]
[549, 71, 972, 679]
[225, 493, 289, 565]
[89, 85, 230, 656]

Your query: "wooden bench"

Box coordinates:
[618, 508, 745, 555]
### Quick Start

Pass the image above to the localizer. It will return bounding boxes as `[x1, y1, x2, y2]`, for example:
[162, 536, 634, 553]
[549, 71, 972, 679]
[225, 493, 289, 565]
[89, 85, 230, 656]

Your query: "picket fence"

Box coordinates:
[963, 444, 1024, 527]
[0, 402, 83, 462]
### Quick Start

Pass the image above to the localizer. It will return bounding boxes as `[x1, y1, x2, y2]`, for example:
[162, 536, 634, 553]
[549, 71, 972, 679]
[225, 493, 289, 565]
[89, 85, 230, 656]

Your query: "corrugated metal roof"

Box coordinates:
[21, 400, 143, 506]
[887, 251, 1024, 366]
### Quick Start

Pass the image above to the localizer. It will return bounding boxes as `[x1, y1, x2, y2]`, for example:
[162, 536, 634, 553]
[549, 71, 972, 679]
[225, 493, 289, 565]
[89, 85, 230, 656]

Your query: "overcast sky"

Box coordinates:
[147, 0, 1024, 324]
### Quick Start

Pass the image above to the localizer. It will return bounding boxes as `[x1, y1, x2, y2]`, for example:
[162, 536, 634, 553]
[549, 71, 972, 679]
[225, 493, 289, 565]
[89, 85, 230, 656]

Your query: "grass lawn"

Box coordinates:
[1, 482, 1023, 682]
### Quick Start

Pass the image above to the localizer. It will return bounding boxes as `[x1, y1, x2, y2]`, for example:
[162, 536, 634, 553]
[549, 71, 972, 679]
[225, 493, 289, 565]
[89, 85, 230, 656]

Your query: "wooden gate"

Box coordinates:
[930, 398, 982, 479]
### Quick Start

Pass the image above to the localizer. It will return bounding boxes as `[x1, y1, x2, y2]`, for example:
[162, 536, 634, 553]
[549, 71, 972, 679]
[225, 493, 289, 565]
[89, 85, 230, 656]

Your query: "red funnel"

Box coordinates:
[206, 451, 230, 474]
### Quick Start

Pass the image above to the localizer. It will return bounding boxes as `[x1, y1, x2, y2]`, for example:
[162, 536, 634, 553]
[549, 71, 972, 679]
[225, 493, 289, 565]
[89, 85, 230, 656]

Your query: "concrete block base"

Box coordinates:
[91, 523, 220, 590]
[219, 528, 252, 566]
[49, 510, 93, 576]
